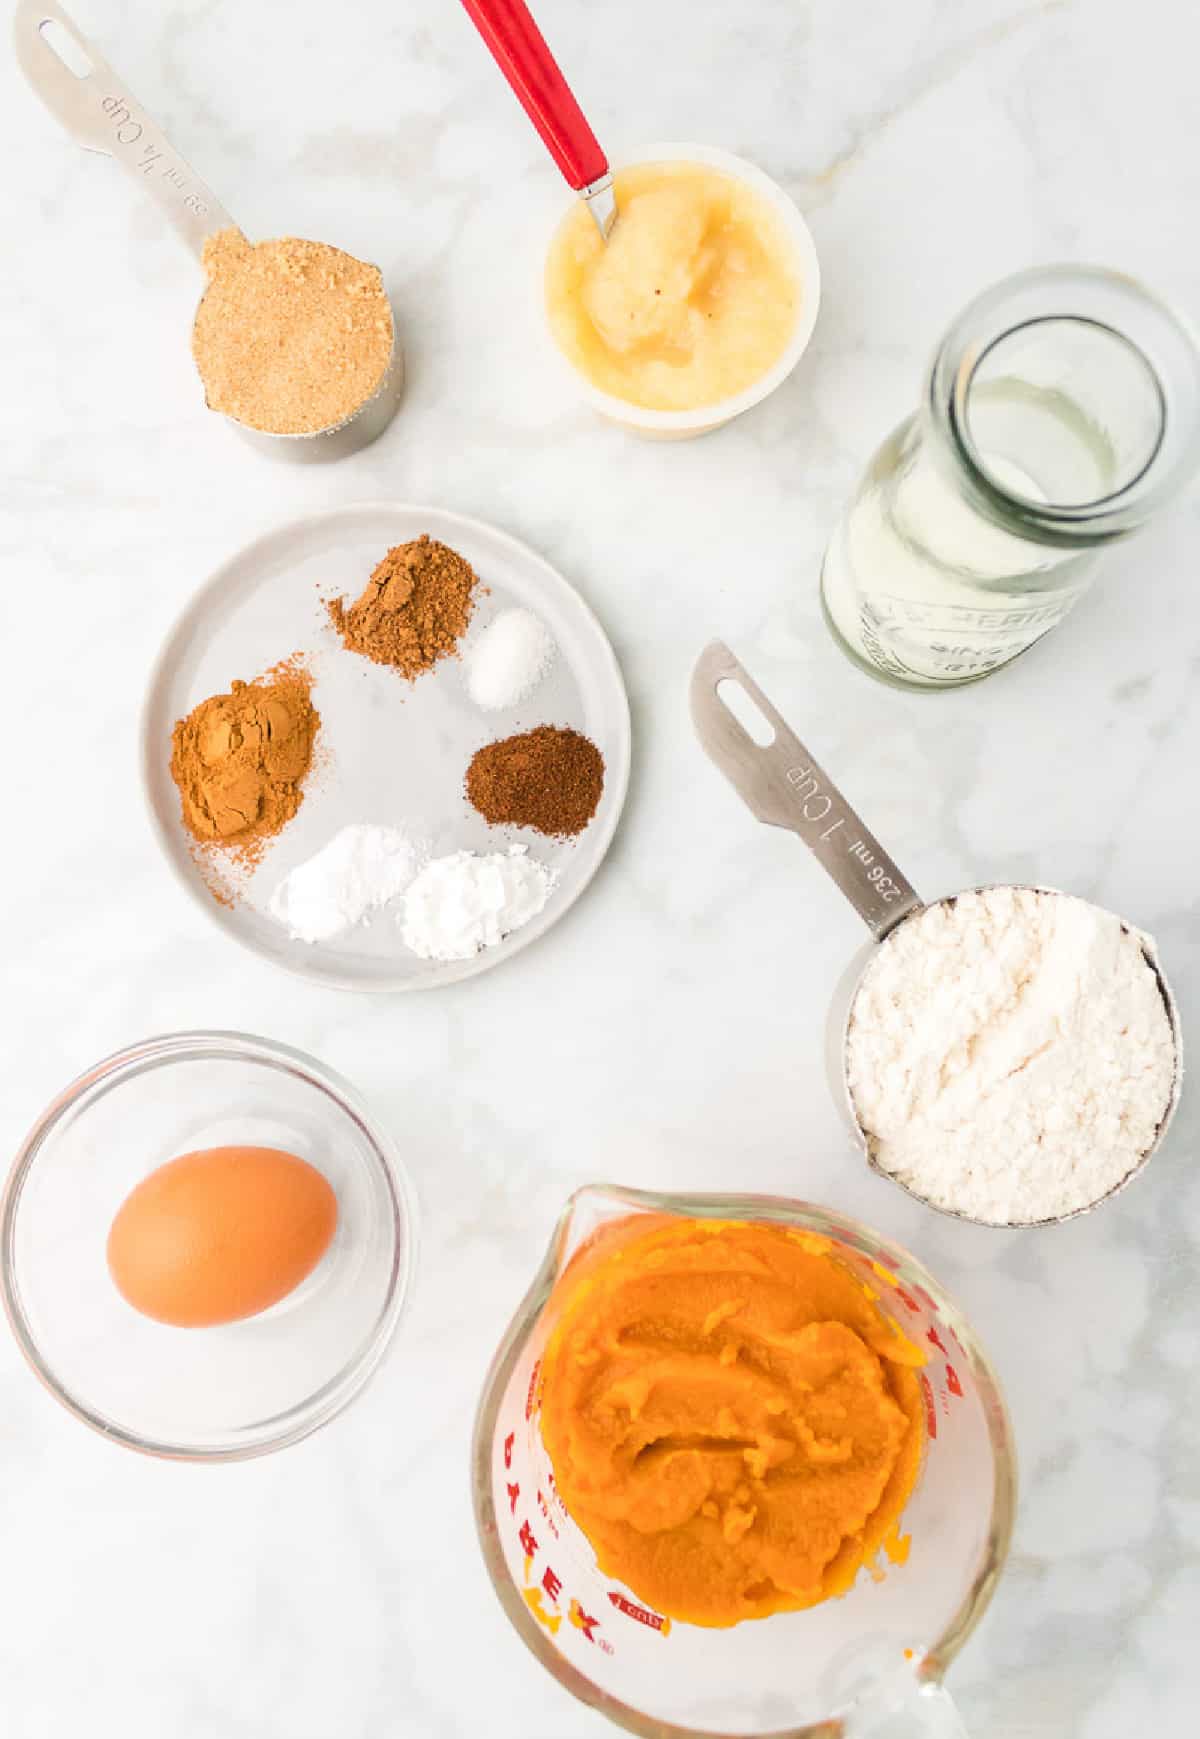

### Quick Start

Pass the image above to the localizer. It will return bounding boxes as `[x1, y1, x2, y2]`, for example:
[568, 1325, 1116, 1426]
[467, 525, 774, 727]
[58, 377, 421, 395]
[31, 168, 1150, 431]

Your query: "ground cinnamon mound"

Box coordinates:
[326, 535, 479, 678]
[191, 228, 393, 435]
[169, 659, 319, 865]
[466, 725, 605, 838]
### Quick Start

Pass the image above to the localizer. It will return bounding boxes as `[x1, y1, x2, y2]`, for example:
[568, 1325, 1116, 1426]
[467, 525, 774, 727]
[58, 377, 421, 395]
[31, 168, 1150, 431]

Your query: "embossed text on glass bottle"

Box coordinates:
[821, 266, 1200, 689]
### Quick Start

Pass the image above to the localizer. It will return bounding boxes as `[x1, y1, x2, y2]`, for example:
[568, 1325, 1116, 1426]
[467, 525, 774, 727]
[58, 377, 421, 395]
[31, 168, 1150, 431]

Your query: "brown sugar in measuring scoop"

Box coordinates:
[326, 536, 479, 679]
[192, 229, 393, 435]
[466, 725, 605, 838]
[170, 659, 319, 865]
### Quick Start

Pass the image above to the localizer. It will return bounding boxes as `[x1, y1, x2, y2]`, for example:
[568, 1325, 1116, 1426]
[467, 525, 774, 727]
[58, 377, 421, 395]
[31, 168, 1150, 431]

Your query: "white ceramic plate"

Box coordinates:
[142, 503, 631, 990]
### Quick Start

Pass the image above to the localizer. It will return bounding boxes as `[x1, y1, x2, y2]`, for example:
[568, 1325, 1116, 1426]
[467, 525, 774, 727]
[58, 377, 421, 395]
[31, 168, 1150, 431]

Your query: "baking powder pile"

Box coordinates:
[268, 825, 423, 944]
[844, 887, 1177, 1224]
[399, 847, 555, 960]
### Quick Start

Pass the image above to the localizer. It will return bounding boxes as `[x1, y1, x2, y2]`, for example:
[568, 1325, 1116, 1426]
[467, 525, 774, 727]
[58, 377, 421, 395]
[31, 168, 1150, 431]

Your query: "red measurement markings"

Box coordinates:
[608, 1591, 671, 1634]
[525, 1359, 542, 1421]
[536, 1488, 561, 1538]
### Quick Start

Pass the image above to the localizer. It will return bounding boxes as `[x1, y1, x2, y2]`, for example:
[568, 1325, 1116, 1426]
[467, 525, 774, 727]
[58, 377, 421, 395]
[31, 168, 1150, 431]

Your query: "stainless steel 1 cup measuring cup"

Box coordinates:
[690, 641, 1183, 1228]
[473, 1184, 1016, 1739]
[15, 0, 404, 460]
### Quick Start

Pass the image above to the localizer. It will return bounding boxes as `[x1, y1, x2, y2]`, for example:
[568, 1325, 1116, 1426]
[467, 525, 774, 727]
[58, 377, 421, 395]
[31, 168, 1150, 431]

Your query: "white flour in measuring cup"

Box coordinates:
[844, 886, 1177, 1224]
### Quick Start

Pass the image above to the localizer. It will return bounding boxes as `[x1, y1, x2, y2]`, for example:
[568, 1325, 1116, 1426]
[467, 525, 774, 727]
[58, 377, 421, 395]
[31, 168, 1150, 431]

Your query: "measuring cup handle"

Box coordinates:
[14, 0, 237, 260]
[690, 642, 923, 940]
[843, 1680, 968, 1738]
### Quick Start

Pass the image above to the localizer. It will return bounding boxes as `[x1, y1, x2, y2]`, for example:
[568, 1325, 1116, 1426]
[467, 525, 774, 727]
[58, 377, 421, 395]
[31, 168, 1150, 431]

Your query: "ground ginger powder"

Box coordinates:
[539, 1216, 925, 1628]
[170, 661, 319, 863]
[192, 229, 393, 435]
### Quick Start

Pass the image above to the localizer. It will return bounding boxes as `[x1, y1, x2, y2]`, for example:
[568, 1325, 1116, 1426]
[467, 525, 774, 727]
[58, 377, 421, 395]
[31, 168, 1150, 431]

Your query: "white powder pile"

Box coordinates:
[844, 887, 1177, 1224]
[465, 608, 555, 711]
[268, 825, 423, 943]
[399, 846, 555, 961]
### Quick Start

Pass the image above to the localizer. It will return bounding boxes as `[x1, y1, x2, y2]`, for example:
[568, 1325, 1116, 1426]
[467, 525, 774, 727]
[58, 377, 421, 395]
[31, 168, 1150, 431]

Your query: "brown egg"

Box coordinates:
[106, 1145, 338, 1328]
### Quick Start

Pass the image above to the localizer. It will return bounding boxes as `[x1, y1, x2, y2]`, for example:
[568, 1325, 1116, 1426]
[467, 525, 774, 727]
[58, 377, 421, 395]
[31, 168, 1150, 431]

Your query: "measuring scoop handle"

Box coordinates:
[690, 642, 923, 940]
[459, 0, 608, 192]
[14, 0, 236, 260]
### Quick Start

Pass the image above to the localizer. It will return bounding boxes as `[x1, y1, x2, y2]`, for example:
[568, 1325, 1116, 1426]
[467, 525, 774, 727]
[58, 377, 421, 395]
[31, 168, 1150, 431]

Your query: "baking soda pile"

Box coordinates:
[268, 826, 423, 943]
[844, 886, 1177, 1224]
[399, 847, 555, 960]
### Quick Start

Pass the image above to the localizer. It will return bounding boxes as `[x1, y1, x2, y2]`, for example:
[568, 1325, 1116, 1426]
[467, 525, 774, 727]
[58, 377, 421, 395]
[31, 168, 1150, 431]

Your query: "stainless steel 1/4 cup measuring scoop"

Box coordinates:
[691, 640, 1183, 1228]
[15, 0, 403, 460]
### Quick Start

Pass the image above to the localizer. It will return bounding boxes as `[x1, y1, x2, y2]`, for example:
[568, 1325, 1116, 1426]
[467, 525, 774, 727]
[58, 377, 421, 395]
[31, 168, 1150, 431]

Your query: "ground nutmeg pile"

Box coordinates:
[466, 725, 604, 837]
[191, 229, 393, 435]
[327, 536, 479, 679]
[170, 660, 319, 863]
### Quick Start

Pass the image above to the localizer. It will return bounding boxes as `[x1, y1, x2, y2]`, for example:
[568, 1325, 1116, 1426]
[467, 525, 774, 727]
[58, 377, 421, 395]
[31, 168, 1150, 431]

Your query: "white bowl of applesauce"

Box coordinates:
[545, 142, 821, 439]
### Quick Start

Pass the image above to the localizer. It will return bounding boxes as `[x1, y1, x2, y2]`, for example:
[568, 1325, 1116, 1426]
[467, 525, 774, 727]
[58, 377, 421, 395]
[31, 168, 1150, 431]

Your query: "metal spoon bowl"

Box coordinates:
[15, 0, 403, 460]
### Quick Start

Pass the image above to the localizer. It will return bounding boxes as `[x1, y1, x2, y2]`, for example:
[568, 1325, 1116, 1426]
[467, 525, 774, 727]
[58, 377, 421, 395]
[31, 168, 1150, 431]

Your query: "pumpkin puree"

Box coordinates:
[540, 1217, 925, 1628]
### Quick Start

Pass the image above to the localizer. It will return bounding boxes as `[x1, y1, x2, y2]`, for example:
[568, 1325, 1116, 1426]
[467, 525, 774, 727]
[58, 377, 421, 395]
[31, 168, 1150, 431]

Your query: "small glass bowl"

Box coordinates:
[545, 142, 822, 440]
[0, 1031, 417, 1461]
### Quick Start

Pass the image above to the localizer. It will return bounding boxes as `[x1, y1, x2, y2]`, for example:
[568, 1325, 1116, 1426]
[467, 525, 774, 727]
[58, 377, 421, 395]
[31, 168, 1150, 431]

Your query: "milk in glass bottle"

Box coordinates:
[821, 267, 1200, 689]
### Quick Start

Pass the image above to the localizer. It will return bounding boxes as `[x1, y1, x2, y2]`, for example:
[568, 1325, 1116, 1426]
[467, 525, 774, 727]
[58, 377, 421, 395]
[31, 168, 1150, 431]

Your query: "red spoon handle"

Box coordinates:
[460, 0, 608, 191]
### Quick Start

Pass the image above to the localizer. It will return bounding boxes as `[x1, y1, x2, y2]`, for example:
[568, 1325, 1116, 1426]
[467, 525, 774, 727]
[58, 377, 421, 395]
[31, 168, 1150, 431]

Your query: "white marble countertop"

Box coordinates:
[2, 1, 1198, 1734]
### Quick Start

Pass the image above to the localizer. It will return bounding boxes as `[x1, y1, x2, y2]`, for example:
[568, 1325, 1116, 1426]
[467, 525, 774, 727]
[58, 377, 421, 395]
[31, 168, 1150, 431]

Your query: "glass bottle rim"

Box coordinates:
[928, 264, 1200, 547]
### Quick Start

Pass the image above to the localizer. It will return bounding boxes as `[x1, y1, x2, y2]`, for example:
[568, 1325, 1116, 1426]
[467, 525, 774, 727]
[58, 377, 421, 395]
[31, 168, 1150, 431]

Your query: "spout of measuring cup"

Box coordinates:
[841, 1680, 967, 1739]
[819, 1643, 968, 1739]
[551, 1184, 676, 1278]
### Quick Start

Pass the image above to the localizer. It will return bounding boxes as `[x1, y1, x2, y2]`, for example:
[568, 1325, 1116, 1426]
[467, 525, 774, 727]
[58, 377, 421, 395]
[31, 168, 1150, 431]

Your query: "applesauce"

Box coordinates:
[545, 160, 803, 414]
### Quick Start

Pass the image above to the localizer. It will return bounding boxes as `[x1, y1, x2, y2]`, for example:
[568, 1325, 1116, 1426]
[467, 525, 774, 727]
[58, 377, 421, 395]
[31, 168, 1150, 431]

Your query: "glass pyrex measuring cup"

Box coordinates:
[690, 641, 1183, 1227]
[472, 1184, 1015, 1739]
[15, 0, 404, 460]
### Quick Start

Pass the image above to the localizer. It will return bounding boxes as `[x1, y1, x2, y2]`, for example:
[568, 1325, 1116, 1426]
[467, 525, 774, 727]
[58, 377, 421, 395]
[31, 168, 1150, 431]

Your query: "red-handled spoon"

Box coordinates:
[459, 0, 616, 238]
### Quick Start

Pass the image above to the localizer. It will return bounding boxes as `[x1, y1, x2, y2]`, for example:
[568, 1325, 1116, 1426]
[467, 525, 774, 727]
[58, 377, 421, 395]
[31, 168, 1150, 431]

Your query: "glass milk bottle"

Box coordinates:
[821, 266, 1200, 689]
